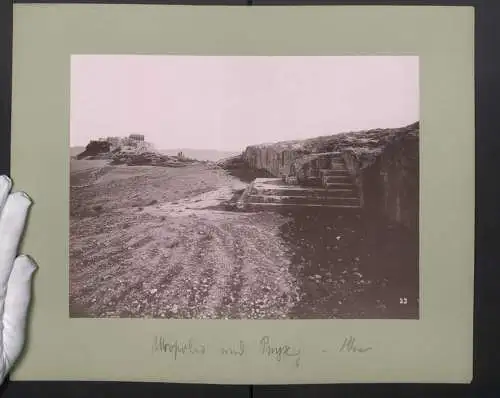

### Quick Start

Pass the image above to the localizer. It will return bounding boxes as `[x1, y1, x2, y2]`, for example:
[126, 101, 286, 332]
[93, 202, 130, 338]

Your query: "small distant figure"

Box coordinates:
[178, 151, 184, 159]
[285, 175, 299, 185]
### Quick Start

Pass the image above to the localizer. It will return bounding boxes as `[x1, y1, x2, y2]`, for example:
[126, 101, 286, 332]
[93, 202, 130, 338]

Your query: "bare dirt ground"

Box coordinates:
[69, 160, 418, 319]
[70, 161, 300, 319]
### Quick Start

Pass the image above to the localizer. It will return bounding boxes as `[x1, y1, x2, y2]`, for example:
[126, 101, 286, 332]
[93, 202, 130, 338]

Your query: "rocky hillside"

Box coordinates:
[241, 122, 418, 176]
[160, 148, 241, 162]
[75, 136, 197, 167]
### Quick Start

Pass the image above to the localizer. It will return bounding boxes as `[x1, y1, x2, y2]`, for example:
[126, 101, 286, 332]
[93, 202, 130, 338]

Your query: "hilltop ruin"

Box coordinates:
[75, 134, 194, 167]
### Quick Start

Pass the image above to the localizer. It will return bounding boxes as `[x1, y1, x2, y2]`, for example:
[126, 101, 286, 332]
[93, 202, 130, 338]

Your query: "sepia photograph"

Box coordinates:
[69, 55, 419, 320]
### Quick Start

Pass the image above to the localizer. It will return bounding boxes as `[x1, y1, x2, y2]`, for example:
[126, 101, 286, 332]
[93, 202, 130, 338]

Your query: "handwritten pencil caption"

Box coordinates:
[152, 335, 372, 367]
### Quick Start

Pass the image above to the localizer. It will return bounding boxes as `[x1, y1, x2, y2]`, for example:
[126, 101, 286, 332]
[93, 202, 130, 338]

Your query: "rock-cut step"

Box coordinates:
[324, 182, 355, 190]
[324, 162, 348, 170]
[245, 202, 361, 211]
[247, 194, 361, 207]
[320, 165, 348, 172]
[241, 176, 362, 211]
[322, 175, 352, 185]
[254, 186, 357, 198]
[320, 168, 350, 176]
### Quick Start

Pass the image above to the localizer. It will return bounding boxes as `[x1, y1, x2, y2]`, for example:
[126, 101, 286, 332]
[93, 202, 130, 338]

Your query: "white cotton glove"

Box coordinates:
[0, 175, 37, 385]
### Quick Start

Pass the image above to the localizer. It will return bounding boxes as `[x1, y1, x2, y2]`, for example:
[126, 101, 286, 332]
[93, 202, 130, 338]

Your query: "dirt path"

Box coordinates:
[69, 160, 418, 320]
[69, 161, 299, 319]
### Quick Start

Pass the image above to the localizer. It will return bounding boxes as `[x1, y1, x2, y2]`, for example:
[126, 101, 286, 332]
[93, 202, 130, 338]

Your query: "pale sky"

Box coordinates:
[70, 55, 419, 151]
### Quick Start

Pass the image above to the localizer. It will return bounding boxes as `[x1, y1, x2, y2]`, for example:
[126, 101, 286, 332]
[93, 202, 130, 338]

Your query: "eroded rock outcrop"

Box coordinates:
[343, 124, 419, 231]
[76, 140, 112, 159]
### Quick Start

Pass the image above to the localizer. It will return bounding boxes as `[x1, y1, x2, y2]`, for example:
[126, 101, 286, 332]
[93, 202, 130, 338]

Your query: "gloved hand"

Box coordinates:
[0, 175, 36, 385]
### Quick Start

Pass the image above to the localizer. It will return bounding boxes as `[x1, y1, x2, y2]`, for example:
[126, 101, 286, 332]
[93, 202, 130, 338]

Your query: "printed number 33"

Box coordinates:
[400, 297, 408, 304]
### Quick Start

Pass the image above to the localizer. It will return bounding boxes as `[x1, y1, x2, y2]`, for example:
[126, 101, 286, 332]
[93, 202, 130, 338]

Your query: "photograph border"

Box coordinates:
[9, 3, 474, 385]
[68, 53, 421, 322]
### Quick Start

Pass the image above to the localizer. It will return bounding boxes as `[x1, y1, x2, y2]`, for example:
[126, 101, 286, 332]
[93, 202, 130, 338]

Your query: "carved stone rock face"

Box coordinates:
[238, 122, 418, 229]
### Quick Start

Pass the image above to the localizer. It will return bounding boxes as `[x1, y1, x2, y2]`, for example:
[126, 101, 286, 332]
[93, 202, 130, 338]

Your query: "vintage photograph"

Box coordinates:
[69, 55, 419, 320]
